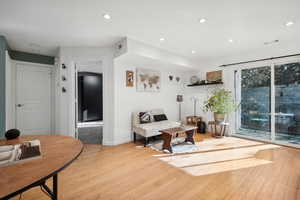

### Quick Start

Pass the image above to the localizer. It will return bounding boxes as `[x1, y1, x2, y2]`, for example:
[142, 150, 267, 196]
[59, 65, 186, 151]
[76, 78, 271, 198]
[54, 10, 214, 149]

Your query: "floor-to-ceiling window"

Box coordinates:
[236, 66, 272, 140]
[274, 62, 300, 145]
[235, 60, 300, 147]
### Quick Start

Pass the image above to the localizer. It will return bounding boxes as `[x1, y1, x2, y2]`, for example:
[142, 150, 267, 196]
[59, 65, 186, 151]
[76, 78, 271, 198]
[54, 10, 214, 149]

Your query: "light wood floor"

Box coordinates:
[12, 134, 300, 200]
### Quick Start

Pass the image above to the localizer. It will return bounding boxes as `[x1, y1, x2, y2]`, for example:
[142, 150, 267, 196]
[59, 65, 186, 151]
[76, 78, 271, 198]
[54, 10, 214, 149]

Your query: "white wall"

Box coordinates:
[126, 38, 198, 70]
[113, 57, 188, 144]
[77, 60, 103, 74]
[183, 72, 224, 123]
[111, 38, 201, 145]
[57, 47, 115, 145]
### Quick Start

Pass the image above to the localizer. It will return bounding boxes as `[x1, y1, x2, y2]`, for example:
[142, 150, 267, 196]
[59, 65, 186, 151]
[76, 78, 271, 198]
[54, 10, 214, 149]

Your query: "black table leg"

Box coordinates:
[53, 174, 58, 200]
[40, 174, 58, 200]
[144, 137, 149, 147]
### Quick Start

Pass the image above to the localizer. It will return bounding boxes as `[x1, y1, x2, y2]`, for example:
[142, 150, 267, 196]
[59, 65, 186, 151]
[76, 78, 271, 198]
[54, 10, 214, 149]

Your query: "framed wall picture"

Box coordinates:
[136, 68, 161, 92]
[126, 70, 134, 87]
[206, 70, 222, 82]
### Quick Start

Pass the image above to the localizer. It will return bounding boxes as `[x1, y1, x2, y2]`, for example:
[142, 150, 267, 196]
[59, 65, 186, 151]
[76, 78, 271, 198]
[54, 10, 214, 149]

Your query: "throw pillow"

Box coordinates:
[139, 112, 152, 124]
[153, 114, 168, 122]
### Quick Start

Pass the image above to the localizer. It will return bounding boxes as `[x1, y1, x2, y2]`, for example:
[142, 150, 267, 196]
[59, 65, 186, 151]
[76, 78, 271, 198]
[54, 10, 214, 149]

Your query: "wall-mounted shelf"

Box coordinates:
[187, 82, 223, 87]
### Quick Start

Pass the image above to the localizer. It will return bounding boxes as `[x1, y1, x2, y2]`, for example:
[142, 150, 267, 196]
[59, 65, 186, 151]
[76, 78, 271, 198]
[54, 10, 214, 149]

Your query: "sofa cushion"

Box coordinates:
[153, 114, 168, 122]
[134, 120, 181, 137]
[139, 112, 152, 124]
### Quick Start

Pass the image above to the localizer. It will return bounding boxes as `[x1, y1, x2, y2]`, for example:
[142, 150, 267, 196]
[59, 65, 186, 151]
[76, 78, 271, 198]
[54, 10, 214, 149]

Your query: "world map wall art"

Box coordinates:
[136, 68, 161, 92]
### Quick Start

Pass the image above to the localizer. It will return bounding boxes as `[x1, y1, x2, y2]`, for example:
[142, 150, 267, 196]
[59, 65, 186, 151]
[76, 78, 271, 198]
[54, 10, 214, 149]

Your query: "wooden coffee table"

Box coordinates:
[159, 126, 197, 153]
[0, 135, 83, 200]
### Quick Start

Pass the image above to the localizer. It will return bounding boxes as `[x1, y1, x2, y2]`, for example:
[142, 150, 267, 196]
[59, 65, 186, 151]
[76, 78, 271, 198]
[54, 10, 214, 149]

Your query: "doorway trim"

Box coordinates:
[74, 61, 104, 144]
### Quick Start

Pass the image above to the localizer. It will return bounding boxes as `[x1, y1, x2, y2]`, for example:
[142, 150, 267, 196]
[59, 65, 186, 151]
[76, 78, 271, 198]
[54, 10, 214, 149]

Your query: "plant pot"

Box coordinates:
[214, 113, 225, 122]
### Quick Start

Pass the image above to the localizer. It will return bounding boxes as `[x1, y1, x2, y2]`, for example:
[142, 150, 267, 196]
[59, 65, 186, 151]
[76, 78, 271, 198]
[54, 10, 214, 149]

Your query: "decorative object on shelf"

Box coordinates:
[5, 129, 20, 140]
[176, 95, 183, 121]
[206, 70, 222, 82]
[176, 77, 180, 82]
[62, 76, 67, 81]
[62, 64, 66, 69]
[190, 75, 200, 85]
[126, 70, 134, 87]
[169, 75, 173, 81]
[62, 87, 67, 93]
[203, 89, 238, 122]
[136, 68, 161, 92]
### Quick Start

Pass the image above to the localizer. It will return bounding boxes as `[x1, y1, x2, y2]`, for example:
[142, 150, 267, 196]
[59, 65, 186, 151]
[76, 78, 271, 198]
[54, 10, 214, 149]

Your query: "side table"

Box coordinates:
[208, 121, 229, 138]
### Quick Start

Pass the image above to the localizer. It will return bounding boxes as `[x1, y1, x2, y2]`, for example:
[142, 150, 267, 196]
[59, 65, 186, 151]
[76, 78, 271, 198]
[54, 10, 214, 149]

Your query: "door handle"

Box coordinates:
[16, 104, 24, 107]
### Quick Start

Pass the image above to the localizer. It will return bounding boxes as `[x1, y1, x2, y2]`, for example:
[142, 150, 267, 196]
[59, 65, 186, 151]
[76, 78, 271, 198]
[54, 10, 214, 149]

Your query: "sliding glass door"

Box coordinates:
[275, 62, 300, 145]
[236, 66, 272, 141]
[235, 61, 300, 146]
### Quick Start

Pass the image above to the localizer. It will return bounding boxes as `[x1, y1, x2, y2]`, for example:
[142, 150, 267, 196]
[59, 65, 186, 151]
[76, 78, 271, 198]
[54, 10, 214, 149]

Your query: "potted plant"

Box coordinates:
[203, 89, 237, 122]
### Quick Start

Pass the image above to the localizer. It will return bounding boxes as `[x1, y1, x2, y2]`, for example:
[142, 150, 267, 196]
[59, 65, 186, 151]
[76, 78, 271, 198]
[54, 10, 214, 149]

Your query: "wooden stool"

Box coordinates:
[208, 121, 229, 138]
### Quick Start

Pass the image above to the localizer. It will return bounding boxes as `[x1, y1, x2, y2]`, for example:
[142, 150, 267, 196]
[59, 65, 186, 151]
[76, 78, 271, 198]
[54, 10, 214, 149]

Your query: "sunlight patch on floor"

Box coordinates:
[158, 143, 280, 176]
[182, 158, 272, 176]
[151, 137, 265, 157]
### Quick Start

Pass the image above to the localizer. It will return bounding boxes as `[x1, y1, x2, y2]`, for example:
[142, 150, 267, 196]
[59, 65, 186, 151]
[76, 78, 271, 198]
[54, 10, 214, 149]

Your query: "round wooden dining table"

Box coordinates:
[0, 135, 83, 200]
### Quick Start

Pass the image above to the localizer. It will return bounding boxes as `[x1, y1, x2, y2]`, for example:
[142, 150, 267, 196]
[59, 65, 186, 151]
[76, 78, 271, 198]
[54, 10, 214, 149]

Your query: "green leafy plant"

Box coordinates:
[203, 89, 237, 114]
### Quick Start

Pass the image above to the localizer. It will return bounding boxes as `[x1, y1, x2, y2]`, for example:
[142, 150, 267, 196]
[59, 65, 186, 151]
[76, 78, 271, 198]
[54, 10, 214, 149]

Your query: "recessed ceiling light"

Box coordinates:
[159, 38, 165, 42]
[103, 13, 111, 20]
[199, 18, 207, 23]
[285, 21, 294, 27]
[228, 39, 234, 43]
[191, 50, 196, 54]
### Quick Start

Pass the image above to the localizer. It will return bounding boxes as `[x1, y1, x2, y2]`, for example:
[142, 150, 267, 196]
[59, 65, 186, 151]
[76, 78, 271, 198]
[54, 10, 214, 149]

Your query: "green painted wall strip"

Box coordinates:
[10, 50, 55, 65]
[0, 36, 9, 138]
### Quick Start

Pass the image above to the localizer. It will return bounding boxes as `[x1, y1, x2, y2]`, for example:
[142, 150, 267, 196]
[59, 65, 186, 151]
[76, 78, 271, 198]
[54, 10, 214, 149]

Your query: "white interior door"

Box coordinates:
[16, 63, 52, 135]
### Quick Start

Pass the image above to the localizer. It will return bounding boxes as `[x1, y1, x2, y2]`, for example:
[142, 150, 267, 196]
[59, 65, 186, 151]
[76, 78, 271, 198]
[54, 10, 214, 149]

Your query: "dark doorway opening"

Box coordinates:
[78, 72, 103, 122]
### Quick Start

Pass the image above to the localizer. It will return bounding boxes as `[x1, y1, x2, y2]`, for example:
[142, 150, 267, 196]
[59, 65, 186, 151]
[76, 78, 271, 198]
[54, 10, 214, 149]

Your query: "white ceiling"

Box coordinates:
[1, 0, 300, 64]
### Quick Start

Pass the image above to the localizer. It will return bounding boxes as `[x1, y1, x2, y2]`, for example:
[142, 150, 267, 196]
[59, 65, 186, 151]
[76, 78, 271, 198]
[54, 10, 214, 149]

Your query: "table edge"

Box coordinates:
[1, 141, 84, 199]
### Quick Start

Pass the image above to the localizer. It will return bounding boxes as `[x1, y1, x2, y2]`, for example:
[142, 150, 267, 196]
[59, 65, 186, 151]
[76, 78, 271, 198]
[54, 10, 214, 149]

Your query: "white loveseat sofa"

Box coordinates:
[132, 109, 180, 146]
